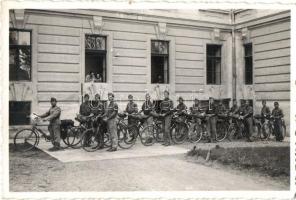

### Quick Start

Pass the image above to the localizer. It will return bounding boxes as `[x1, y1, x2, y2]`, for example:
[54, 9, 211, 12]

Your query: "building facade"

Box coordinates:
[9, 9, 290, 132]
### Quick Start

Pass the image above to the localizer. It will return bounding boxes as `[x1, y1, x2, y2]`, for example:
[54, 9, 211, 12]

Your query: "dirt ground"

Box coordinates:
[9, 142, 289, 192]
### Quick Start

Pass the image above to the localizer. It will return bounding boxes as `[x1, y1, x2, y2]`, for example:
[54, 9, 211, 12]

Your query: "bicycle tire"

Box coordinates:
[260, 122, 270, 140]
[189, 124, 203, 143]
[153, 122, 164, 143]
[139, 125, 156, 146]
[14, 129, 38, 152]
[67, 127, 84, 149]
[81, 129, 99, 152]
[216, 122, 228, 142]
[118, 126, 136, 149]
[281, 124, 286, 140]
[171, 123, 188, 144]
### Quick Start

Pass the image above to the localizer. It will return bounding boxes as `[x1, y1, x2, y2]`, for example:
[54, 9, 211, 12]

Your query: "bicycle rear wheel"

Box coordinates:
[67, 127, 83, 149]
[118, 126, 137, 149]
[189, 124, 203, 143]
[81, 129, 99, 152]
[14, 129, 38, 152]
[140, 125, 156, 146]
[216, 122, 228, 142]
[171, 123, 188, 144]
[259, 123, 270, 140]
[153, 121, 164, 143]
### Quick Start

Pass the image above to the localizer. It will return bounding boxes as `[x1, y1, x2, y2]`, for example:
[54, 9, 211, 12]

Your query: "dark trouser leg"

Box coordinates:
[48, 124, 54, 146]
[53, 124, 61, 147]
[245, 118, 253, 139]
[274, 119, 283, 141]
[108, 118, 118, 148]
[164, 115, 172, 144]
[207, 117, 216, 140]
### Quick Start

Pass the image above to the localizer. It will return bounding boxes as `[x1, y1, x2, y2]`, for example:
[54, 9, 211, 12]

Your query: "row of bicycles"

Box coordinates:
[13, 110, 286, 152]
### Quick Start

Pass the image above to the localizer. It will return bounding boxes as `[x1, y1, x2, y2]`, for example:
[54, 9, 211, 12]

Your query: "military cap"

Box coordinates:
[50, 97, 57, 102]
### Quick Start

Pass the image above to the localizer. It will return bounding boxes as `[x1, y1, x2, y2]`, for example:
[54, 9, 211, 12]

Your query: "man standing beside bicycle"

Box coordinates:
[124, 94, 139, 127]
[140, 93, 155, 141]
[37, 97, 62, 151]
[103, 92, 119, 152]
[160, 90, 174, 146]
[189, 98, 203, 135]
[240, 100, 253, 142]
[91, 94, 105, 150]
[271, 102, 284, 142]
[206, 97, 218, 143]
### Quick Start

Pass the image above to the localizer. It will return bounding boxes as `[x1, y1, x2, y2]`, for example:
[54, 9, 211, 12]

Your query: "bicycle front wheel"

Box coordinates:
[216, 122, 228, 142]
[67, 127, 84, 149]
[140, 125, 156, 146]
[14, 129, 38, 152]
[189, 124, 203, 143]
[81, 129, 99, 152]
[171, 123, 188, 144]
[118, 126, 137, 149]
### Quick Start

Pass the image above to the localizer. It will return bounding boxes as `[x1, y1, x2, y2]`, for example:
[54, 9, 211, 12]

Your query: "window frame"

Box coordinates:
[244, 43, 253, 85]
[9, 100, 32, 125]
[151, 40, 170, 84]
[206, 44, 222, 85]
[84, 34, 107, 83]
[9, 28, 32, 82]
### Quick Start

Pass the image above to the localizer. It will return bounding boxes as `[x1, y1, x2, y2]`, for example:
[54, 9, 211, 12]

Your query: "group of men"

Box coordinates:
[36, 91, 285, 152]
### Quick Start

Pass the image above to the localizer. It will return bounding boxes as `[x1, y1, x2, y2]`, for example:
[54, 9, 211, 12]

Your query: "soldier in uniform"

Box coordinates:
[189, 98, 203, 135]
[175, 96, 187, 122]
[271, 102, 284, 142]
[160, 90, 174, 146]
[241, 100, 253, 142]
[217, 100, 227, 118]
[78, 94, 92, 127]
[206, 97, 218, 143]
[261, 100, 271, 120]
[140, 93, 155, 140]
[103, 92, 119, 152]
[91, 94, 105, 149]
[125, 94, 139, 126]
[38, 97, 62, 151]
[229, 99, 239, 138]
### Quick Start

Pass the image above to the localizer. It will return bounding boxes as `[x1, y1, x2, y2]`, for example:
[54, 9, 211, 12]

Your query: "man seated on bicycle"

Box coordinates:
[271, 101, 284, 142]
[229, 99, 240, 138]
[91, 93, 105, 149]
[175, 96, 187, 123]
[261, 100, 271, 122]
[77, 94, 92, 127]
[140, 93, 155, 141]
[217, 100, 227, 118]
[240, 100, 253, 142]
[160, 90, 174, 146]
[206, 97, 218, 143]
[38, 97, 62, 151]
[189, 98, 204, 134]
[124, 94, 139, 127]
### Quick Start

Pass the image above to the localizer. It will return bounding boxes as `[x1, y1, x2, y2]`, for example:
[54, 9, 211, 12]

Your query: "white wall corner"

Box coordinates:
[241, 27, 250, 42]
[212, 28, 221, 42]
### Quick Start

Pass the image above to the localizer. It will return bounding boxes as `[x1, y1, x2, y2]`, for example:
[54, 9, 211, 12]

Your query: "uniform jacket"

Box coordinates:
[142, 100, 154, 115]
[230, 105, 239, 114]
[190, 104, 202, 115]
[272, 108, 284, 118]
[217, 104, 226, 115]
[160, 98, 174, 114]
[105, 101, 118, 120]
[206, 102, 218, 115]
[261, 106, 271, 116]
[125, 101, 138, 114]
[243, 105, 253, 119]
[91, 101, 105, 116]
[176, 103, 187, 114]
[40, 106, 61, 125]
[79, 101, 91, 116]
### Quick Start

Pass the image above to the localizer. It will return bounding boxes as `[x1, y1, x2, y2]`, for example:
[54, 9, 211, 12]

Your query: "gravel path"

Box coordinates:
[9, 143, 289, 192]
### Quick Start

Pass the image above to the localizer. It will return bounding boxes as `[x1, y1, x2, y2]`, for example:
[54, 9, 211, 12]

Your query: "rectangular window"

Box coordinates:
[151, 40, 169, 84]
[9, 101, 31, 125]
[206, 44, 221, 85]
[244, 43, 253, 85]
[85, 35, 107, 82]
[9, 29, 32, 81]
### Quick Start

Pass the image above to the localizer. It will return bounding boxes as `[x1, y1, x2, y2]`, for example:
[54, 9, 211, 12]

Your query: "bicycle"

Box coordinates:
[66, 113, 96, 149]
[80, 115, 111, 152]
[255, 115, 286, 141]
[14, 113, 73, 152]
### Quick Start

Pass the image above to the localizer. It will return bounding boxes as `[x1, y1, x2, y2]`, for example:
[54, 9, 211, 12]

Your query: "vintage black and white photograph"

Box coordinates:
[4, 7, 292, 194]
